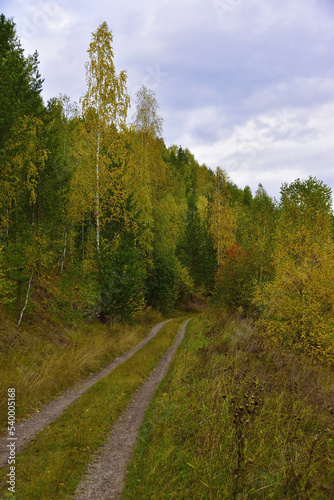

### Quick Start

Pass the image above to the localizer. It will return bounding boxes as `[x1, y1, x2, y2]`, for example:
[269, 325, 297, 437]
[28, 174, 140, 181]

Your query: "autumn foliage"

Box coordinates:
[211, 177, 334, 363]
[253, 178, 334, 363]
[1, 16, 333, 364]
[214, 243, 254, 312]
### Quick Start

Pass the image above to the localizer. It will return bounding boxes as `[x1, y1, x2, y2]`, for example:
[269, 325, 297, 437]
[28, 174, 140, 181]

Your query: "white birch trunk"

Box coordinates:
[17, 273, 33, 326]
[60, 228, 67, 274]
[96, 127, 100, 251]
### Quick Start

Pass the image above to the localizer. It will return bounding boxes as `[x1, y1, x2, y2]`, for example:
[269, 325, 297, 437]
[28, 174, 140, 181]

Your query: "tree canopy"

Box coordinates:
[1, 15, 333, 363]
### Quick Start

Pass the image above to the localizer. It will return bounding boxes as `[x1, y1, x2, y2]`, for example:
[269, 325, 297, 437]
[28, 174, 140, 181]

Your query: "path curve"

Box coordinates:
[0, 320, 172, 469]
[74, 318, 191, 500]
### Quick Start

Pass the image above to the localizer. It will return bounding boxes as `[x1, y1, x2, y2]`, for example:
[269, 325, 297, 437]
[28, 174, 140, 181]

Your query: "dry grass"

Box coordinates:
[123, 309, 334, 499]
[0, 306, 163, 434]
[0, 318, 186, 499]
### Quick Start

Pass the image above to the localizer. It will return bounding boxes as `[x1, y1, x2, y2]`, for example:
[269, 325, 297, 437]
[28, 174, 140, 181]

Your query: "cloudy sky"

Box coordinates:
[2, 0, 334, 201]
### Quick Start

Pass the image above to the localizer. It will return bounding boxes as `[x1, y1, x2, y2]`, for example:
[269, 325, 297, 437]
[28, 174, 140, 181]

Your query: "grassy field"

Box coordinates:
[122, 310, 334, 499]
[0, 317, 188, 499]
[0, 307, 163, 434]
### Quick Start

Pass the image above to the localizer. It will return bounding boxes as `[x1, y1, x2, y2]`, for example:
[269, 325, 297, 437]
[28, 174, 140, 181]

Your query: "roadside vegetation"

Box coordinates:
[123, 311, 334, 499]
[0, 317, 188, 499]
[0, 306, 163, 434]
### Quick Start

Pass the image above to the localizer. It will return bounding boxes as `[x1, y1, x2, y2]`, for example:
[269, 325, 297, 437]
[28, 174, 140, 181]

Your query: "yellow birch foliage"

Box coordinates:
[209, 167, 236, 265]
[254, 178, 334, 363]
[77, 21, 130, 251]
[122, 127, 154, 260]
[197, 195, 209, 223]
[69, 118, 130, 234]
[124, 87, 168, 261]
[67, 116, 96, 224]
[123, 127, 153, 218]
[131, 85, 168, 199]
[0, 115, 47, 229]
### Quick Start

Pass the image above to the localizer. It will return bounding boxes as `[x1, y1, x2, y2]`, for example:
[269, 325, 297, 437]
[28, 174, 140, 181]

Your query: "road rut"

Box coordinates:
[0, 320, 172, 469]
[74, 319, 191, 500]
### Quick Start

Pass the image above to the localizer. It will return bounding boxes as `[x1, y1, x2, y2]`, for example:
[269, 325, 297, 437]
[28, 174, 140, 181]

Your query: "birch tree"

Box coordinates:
[124, 87, 165, 268]
[209, 167, 236, 265]
[254, 177, 334, 362]
[134, 85, 163, 138]
[131, 85, 166, 199]
[80, 21, 130, 251]
[1, 115, 48, 323]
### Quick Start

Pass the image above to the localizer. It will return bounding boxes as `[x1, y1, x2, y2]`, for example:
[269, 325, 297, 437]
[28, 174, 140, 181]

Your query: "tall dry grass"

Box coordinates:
[0, 318, 185, 500]
[123, 309, 334, 499]
[0, 308, 163, 433]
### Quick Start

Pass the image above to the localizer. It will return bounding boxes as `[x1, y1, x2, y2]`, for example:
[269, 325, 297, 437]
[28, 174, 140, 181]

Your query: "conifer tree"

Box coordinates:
[0, 15, 43, 150]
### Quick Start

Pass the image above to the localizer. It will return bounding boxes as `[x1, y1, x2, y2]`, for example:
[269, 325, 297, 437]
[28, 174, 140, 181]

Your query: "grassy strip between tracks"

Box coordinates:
[122, 311, 334, 499]
[0, 317, 187, 500]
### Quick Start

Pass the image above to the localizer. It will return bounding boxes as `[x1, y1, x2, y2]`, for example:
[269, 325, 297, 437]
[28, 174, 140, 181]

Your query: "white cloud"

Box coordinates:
[184, 101, 334, 199]
[2, 0, 333, 201]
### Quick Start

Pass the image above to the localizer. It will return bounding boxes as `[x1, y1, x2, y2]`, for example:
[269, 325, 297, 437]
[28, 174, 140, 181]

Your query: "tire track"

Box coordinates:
[75, 319, 192, 500]
[0, 320, 172, 469]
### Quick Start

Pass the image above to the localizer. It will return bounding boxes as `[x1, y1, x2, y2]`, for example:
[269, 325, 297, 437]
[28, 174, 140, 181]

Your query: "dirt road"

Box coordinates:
[0, 320, 172, 469]
[74, 319, 191, 500]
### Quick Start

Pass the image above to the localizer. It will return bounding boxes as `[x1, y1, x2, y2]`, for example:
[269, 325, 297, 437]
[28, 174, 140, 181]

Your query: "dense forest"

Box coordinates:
[1, 16, 334, 363]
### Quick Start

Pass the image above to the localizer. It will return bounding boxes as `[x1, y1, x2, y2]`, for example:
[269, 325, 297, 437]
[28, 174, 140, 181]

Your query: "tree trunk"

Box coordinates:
[60, 228, 67, 274]
[96, 127, 100, 252]
[17, 273, 33, 326]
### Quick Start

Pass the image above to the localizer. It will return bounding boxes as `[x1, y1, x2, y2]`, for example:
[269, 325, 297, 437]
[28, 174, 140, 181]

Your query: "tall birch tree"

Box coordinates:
[209, 167, 236, 265]
[80, 22, 130, 251]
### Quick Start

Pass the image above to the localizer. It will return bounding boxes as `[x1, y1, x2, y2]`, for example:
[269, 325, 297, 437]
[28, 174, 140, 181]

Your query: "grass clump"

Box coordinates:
[0, 317, 187, 499]
[122, 309, 334, 499]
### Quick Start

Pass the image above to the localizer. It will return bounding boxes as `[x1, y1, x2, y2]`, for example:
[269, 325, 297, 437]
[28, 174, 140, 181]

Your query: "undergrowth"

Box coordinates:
[123, 309, 334, 499]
